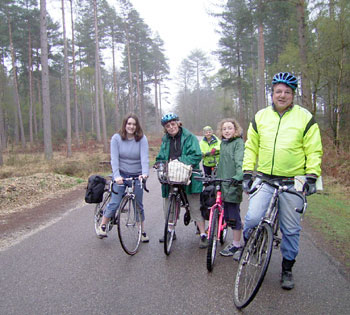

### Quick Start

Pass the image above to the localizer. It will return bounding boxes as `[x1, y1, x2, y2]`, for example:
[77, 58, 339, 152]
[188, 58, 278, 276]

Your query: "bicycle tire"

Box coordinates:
[117, 196, 141, 255]
[207, 207, 219, 272]
[233, 222, 273, 309]
[164, 195, 179, 256]
[220, 224, 227, 245]
[94, 191, 111, 236]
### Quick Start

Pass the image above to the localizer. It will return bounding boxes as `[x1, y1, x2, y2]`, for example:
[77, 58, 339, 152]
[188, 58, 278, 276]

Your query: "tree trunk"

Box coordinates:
[296, 0, 312, 112]
[93, 0, 101, 142]
[28, 22, 34, 145]
[135, 57, 143, 123]
[98, 62, 108, 153]
[40, 0, 53, 160]
[8, 14, 26, 149]
[70, 0, 79, 147]
[111, 31, 119, 131]
[154, 74, 159, 122]
[257, 20, 266, 110]
[62, 0, 72, 157]
[125, 25, 134, 112]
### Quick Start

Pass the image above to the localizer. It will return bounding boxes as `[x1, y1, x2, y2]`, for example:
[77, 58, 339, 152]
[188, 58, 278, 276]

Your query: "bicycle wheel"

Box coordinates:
[94, 191, 111, 236]
[207, 207, 219, 272]
[233, 222, 273, 309]
[117, 196, 141, 255]
[164, 195, 179, 256]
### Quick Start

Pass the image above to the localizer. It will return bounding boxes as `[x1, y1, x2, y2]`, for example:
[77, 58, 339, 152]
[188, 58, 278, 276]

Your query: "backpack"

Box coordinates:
[200, 185, 216, 220]
[85, 175, 106, 204]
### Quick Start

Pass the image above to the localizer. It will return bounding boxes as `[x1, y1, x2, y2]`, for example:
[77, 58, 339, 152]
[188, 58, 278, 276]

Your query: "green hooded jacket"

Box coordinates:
[216, 137, 244, 203]
[156, 127, 203, 198]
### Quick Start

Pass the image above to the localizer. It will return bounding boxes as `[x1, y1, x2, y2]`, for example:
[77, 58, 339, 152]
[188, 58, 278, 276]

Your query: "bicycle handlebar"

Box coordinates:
[249, 177, 307, 214]
[194, 176, 242, 186]
[112, 176, 150, 193]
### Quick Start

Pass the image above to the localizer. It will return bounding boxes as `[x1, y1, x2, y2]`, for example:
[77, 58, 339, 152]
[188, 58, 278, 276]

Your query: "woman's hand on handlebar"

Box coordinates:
[114, 177, 124, 185]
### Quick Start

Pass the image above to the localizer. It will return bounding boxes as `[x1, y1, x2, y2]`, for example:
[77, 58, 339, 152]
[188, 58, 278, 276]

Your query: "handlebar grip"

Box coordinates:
[111, 183, 119, 194]
[142, 179, 149, 193]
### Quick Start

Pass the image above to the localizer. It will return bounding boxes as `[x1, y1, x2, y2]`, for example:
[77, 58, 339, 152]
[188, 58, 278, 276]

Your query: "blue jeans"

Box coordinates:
[243, 180, 303, 261]
[104, 172, 145, 222]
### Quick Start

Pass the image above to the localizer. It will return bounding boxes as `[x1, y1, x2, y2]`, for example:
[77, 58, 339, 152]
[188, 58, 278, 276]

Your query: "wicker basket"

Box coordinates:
[167, 160, 192, 184]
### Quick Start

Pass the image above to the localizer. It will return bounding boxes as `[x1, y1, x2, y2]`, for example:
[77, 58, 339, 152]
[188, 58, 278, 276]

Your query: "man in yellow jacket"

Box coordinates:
[199, 126, 221, 176]
[240, 72, 323, 290]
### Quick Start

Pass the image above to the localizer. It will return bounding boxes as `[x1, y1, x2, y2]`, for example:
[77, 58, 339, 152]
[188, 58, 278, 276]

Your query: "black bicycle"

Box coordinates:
[155, 160, 200, 256]
[233, 177, 307, 309]
[94, 175, 149, 255]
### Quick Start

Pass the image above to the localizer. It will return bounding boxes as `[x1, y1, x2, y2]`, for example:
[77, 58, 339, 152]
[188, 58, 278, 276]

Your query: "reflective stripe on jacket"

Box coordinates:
[243, 104, 323, 177]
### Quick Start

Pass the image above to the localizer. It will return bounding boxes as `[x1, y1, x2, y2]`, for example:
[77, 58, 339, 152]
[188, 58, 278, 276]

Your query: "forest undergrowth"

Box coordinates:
[0, 134, 349, 274]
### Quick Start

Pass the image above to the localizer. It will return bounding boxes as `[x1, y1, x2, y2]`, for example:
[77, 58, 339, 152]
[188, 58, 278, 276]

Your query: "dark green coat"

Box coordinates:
[156, 127, 203, 198]
[216, 137, 244, 203]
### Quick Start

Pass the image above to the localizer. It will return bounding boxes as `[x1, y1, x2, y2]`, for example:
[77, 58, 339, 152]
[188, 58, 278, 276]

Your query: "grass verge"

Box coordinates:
[305, 177, 350, 270]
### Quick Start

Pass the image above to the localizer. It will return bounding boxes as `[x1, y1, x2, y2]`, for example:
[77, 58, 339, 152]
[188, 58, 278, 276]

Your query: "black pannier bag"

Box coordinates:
[85, 175, 106, 204]
[200, 185, 216, 220]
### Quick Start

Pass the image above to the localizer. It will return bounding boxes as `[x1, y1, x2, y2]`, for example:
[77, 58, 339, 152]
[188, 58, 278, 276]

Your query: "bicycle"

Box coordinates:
[233, 176, 307, 309]
[94, 176, 116, 235]
[94, 175, 149, 255]
[195, 176, 239, 272]
[155, 160, 200, 256]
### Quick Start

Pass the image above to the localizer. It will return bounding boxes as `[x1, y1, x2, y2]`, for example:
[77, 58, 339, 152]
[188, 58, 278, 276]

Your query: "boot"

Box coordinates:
[281, 258, 295, 290]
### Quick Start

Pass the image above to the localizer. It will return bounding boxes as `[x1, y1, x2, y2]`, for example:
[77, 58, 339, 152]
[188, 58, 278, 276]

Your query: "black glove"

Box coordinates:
[304, 175, 317, 196]
[242, 173, 253, 193]
[230, 178, 240, 186]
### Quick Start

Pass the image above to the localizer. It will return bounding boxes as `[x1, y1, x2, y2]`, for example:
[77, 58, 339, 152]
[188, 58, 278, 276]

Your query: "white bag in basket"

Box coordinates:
[167, 160, 192, 184]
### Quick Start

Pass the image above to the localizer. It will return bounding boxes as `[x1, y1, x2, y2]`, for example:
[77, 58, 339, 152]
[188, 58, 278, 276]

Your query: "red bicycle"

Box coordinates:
[195, 176, 232, 271]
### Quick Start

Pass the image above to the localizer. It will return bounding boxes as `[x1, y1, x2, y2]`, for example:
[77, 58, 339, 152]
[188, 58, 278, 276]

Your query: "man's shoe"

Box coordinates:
[159, 232, 176, 243]
[97, 224, 107, 238]
[141, 232, 149, 243]
[281, 271, 294, 290]
[220, 244, 241, 257]
[199, 235, 208, 249]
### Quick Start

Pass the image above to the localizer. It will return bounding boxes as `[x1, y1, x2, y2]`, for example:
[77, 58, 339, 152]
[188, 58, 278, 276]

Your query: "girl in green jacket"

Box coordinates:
[215, 118, 244, 257]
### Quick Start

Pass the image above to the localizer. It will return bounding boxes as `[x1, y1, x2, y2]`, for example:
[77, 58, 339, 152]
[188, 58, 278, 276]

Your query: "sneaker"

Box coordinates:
[159, 232, 176, 243]
[281, 271, 294, 290]
[141, 232, 150, 243]
[97, 224, 107, 238]
[220, 244, 241, 257]
[199, 235, 208, 249]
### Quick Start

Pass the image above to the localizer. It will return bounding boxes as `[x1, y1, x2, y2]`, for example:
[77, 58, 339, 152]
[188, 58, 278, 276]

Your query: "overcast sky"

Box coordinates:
[131, 0, 220, 74]
[130, 0, 221, 108]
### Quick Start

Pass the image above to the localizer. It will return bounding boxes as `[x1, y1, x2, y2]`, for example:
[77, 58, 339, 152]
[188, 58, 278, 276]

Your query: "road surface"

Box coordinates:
[0, 170, 349, 314]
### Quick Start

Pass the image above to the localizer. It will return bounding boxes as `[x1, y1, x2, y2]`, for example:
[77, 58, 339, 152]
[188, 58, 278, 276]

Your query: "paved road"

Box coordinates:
[0, 171, 349, 314]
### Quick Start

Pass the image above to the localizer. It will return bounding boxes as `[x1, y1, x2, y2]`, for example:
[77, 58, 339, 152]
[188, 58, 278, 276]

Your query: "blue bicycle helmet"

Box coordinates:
[272, 72, 298, 90]
[161, 113, 179, 126]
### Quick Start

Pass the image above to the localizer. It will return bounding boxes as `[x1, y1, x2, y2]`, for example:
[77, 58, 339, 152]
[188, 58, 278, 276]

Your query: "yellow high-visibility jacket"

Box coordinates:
[243, 104, 323, 177]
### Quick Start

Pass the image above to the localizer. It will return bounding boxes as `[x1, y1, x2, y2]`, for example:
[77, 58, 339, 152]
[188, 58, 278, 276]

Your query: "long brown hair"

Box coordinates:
[119, 113, 144, 141]
[216, 117, 243, 139]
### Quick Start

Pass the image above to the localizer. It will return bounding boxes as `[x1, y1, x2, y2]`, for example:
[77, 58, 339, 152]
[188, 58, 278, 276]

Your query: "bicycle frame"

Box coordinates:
[167, 184, 189, 224]
[207, 185, 226, 241]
